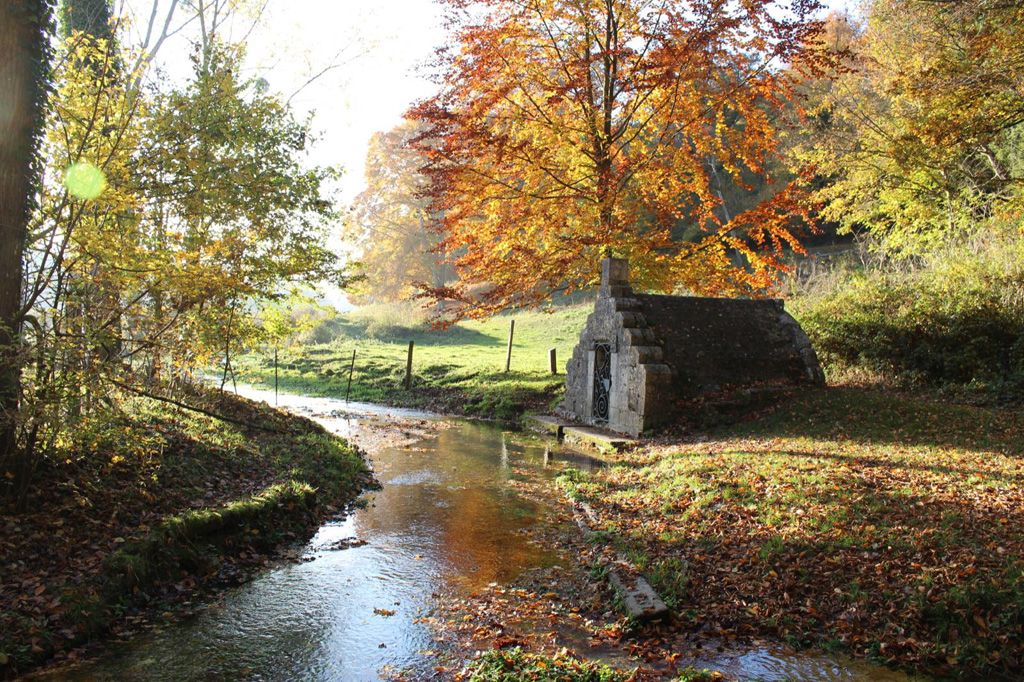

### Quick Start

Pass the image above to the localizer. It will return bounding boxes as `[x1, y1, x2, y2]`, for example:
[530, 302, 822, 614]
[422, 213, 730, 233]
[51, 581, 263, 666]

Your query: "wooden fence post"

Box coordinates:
[505, 319, 515, 372]
[345, 348, 356, 403]
[405, 340, 415, 390]
[548, 347, 557, 374]
[274, 347, 278, 406]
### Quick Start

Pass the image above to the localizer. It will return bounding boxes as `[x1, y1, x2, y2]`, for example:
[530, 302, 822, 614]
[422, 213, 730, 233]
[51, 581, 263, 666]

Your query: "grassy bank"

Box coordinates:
[788, 236, 1024, 398]
[237, 304, 591, 421]
[468, 648, 722, 681]
[0, 387, 369, 677]
[558, 386, 1024, 678]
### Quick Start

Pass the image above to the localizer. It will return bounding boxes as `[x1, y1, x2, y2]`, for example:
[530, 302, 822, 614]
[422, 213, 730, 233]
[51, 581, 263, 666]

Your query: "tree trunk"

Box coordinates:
[0, 0, 48, 478]
[149, 286, 164, 384]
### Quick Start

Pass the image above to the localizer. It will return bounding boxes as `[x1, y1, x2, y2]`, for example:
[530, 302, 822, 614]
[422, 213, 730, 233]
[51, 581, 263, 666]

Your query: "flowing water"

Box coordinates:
[33, 388, 929, 681]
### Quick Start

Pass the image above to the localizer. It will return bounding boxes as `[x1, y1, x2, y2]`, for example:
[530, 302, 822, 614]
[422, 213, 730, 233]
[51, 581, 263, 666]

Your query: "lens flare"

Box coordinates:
[65, 162, 106, 200]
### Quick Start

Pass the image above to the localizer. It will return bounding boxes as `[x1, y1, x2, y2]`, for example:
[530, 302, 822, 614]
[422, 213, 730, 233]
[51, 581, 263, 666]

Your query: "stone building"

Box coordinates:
[558, 258, 825, 436]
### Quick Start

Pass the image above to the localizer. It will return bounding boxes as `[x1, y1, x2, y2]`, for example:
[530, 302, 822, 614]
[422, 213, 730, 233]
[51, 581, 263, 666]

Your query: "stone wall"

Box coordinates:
[635, 295, 825, 397]
[558, 258, 824, 436]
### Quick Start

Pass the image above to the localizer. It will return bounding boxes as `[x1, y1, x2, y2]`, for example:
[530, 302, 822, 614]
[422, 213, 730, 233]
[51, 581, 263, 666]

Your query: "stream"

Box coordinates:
[33, 387, 927, 681]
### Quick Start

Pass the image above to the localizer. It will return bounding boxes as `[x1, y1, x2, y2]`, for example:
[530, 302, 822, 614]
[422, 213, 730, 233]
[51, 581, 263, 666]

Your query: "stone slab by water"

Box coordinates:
[526, 414, 573, 438]
[572, 501, 669, 622]
[563, 425, 635, 453]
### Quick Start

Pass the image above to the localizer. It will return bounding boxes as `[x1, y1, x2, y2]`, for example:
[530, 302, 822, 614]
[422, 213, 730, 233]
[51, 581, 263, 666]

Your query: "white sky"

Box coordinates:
[129, 0, 860, 206]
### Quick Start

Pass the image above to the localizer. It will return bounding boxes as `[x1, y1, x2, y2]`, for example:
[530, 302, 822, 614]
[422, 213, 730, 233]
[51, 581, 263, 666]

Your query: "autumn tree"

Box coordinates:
[133, 42, 342, 382]
[410, 0, 827, 319]
[804, 0, 1024, 252]
[348, 120, 452, 303]
[5, 12, 345, 500]
[58, 0, 133, 374]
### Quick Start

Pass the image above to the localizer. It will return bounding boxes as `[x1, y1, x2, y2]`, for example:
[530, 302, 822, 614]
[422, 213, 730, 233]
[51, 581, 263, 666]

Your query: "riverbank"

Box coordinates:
[239, 300, 1024, 680]
[0, 386, 371, 679]
[553, 386, 1024, 679]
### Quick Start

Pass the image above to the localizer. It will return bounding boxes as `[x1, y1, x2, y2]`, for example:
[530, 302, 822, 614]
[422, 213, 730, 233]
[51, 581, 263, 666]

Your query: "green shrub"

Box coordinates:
[791, 235, 1024, 392]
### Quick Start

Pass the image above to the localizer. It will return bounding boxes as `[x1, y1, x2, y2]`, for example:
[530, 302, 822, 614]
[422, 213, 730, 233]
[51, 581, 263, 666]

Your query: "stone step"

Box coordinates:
[563, 426, 635, 453]
[525, 414, 574, 439]
[631, 345, 664, 363]
[624, 327, 658, 344]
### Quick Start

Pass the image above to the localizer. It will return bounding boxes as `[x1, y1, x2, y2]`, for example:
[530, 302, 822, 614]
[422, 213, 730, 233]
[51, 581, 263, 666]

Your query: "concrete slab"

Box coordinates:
[526, 414, 573, 439]
[572, 502, 669, 622]
[563, 426, 635, 453]
[608, 569, 670, 622]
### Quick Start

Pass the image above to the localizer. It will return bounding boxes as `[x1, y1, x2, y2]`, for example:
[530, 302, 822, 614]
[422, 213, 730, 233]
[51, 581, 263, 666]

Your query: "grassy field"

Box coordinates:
[237, 305, 592, 420]
[559, 387, 1024, 678]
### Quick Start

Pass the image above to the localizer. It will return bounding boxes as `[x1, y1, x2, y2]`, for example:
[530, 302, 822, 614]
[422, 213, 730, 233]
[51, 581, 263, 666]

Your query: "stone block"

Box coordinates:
[625, 328, 647, 345]
[602, 284, 633, 298]
[526, 415, 573, 438]
[602, 257, 629, 285]
[608, 569, 670, 621]
[564, 426, 636, 451]
[633, 345, 664, 363]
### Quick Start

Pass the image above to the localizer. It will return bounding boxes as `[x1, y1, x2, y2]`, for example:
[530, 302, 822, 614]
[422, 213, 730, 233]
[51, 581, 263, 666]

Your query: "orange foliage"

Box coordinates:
[410, 0, 830, 320]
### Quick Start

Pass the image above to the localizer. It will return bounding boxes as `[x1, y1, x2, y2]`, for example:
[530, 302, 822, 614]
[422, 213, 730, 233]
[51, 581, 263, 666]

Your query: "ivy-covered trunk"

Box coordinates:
[0, 0, 48, 492]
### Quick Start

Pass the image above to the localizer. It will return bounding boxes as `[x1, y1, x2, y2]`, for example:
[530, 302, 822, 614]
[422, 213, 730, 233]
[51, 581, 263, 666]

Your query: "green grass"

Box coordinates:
[468, 648, 632, 681]
[468, 649, 728, 682]
[104, 480, 317, 590]
[238, 304, 591, 420]
[676, 669, 724, 682]
[99, 394, 368, 593]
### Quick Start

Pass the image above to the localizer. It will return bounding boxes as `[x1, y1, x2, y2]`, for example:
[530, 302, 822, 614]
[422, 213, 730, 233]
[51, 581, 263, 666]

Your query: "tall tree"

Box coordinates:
[804, 0, 1024, 252]
[59, 0, 113, 41]
[0, 0, 50, 478]
[410, 0, 827, 319]
[59, 0, 129, 369]
[348, 120, 452, 303]
[135, 42, 342, 372]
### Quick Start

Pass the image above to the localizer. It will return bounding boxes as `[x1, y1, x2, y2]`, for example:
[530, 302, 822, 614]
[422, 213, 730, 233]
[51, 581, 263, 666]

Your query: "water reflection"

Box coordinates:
[689, 645, 926, 682]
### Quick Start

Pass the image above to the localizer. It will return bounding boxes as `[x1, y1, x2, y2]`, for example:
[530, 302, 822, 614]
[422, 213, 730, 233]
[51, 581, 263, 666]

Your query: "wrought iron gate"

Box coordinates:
[592, 342, 611, 423]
